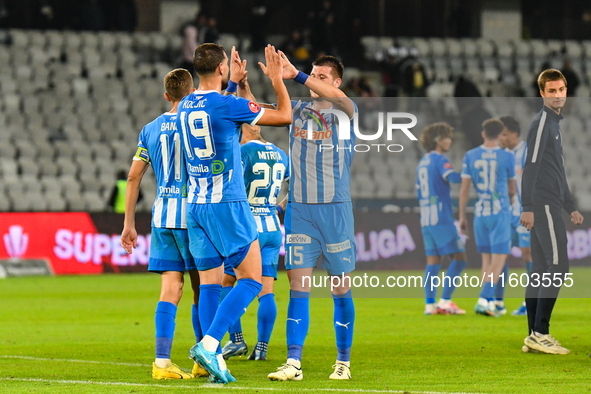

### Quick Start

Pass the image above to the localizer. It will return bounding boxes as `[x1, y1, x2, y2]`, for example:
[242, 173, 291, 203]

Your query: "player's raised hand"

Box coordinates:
[571, 210, 584, 225]
[259, 45, 283, 83]
[121, 226, 138, 254]
[230, 46, 247, 83]
[278, 50, 298, 80]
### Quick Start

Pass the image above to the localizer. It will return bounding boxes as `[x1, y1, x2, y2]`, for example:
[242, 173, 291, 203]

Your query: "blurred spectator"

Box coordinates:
[108, 170, 142, 214]
[454, 75, 481, 98]
[281, 30, 310, 68]
[196, 13, 208, 44]
[179, 22, 199, 76]
[345, 77, 377, 98]
[400, 57, 428, 97]
[203, 17, 219, 43]
[561, 60, 580, 96]
[458, 98, 493, 149]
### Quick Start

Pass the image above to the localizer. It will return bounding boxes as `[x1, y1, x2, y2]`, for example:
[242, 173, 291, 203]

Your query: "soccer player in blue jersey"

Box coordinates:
[178, 44, 292, 384]
[120, 69, 206, 379]
[417, 123, 467, 315]
[263, 53, 356, 381]
[459, 119, 516, 317]
[219, 123, 289, 361]
[498, 115, 531, 316]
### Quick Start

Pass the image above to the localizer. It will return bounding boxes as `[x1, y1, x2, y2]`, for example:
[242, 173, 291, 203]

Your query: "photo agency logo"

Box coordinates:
[293, 105, 418, 153]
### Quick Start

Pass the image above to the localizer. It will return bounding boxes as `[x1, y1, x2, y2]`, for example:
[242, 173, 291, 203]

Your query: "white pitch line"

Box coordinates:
[0, 377, 485, 394]
[0, 355, 150, 367]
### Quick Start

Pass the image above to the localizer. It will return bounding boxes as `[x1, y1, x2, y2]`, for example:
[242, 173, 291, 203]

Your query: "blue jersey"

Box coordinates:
[241, 140, 289, 233]
[461, 145, 515, 217]
[177, 90, 265, 204]
[135, 112, 187, 229]
[288, 100, 356, 204]
[416, 152, 457, 227]
[506, 140, 527, 216]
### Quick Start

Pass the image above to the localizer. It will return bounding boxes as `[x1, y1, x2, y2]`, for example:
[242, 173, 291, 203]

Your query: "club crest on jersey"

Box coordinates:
[444, 162, 453, 169]
[248, 101, 260, 113]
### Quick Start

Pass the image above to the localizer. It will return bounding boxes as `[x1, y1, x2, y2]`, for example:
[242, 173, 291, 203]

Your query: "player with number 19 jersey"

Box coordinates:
[461, 146, 515, 254]
[135, 112, 195, 272]
[177, 90, 265, 269]
[416, 152, 465, 256]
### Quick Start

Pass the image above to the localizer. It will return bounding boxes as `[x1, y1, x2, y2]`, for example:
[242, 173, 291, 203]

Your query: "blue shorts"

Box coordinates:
[421, 223, 465, 257]
[511, 222, 531, 248]
[284, 201, 356, 276]
[186, 201, 258, 271]
[148, 228, 197, 273]
[474, 211, 511, 254]
[225, 230, 282, 279]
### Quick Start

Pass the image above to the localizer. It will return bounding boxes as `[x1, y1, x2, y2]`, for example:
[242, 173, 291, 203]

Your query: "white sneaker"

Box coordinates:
[329, 362, 351, 380]
[424, 303, 438, 315]
[524, 332, 570, 355]
[268, 363, 303, 381]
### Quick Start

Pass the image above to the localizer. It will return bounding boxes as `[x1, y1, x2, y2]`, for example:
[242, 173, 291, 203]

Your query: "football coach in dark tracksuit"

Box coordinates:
[520, 69, 584, 355]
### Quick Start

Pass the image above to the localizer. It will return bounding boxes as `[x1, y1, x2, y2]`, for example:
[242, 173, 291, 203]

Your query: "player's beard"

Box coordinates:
[221, 77, 229, 91]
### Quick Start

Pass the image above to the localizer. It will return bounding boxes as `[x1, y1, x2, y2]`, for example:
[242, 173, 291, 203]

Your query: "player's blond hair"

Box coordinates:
[537, 69, 567, 93]
[420, 122, 453, 152]
[164, 69, 194, 102]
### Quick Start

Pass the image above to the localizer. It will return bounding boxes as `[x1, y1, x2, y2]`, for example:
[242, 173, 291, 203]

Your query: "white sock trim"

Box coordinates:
[155, 358, 171, 368]
[202, 335, 220, 353]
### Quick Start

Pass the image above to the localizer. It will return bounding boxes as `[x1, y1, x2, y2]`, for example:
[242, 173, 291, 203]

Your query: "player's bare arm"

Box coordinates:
[278, 50, 355, 119]
[508, 179, 516, 202]
[257, 45, 292, 126]
[121, 160, 149, 253]
[458, 178, 471, 235]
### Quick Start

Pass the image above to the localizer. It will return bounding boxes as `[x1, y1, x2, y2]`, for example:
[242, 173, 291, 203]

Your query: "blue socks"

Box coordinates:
[286, 290, 310, 361]
[424, 264, 441, 304]
[333, 290, 355, 363]
[219, 286, 243, 343]
[155, 301, 177, 359]
[199, 284, 222, 353]
[441, 260, 467, 300]
[192, 303, 202, 343]
[206, 278, 262, 342]
[494, 263, 509, 301]
[257, 293, 277, 344]
[480, 282, 496, 302]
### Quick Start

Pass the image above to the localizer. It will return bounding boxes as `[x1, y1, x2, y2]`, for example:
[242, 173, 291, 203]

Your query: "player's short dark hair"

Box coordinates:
[193, 43, 226, 76]
[482, 118, 504, 139]
[420, 122, 453, 152]
[537, 69, 567, 93]
[499, 115, 520, 136]
[312, 55, 344, 79]
[164, 69, 194, 102]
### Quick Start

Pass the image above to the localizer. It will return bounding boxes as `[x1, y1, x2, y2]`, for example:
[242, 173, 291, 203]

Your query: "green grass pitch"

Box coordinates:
[1, 270, 590, 393]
